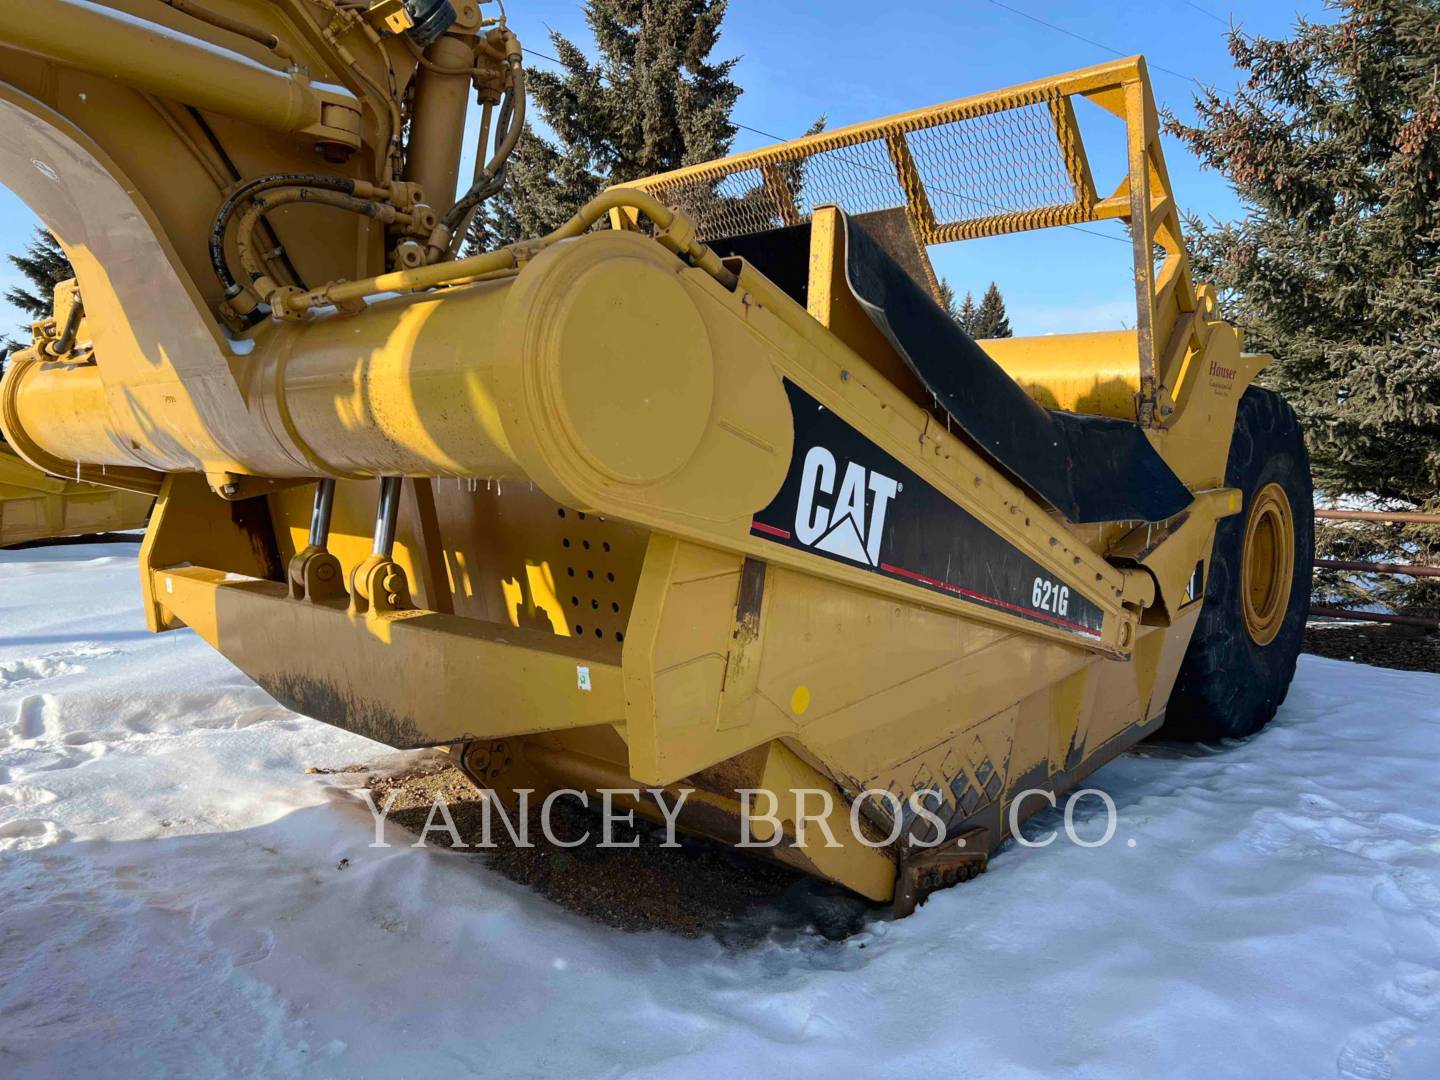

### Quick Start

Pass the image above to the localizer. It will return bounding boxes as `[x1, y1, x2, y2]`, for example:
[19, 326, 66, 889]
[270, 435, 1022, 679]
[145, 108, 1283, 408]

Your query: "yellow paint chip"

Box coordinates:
[790, 685, 811, 716]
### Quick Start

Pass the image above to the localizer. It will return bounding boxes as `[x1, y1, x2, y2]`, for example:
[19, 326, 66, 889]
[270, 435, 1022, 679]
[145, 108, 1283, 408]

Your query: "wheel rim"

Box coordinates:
[1240, 482, 1295, 646]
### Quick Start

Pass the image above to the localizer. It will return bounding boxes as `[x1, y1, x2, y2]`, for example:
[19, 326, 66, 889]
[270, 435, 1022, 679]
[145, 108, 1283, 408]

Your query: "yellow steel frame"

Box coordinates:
[618, 57, 1195, 427]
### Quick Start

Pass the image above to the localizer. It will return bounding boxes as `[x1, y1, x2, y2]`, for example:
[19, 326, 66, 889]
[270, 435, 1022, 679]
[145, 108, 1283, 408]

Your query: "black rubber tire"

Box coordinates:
[1162, 387, 1314, 739]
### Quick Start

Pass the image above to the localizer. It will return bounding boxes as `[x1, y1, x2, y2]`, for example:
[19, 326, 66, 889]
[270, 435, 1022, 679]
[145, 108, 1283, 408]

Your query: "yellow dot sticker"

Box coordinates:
[790, 685, 811, 716]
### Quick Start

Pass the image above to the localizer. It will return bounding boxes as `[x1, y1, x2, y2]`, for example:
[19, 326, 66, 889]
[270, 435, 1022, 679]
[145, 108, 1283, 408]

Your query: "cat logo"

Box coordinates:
[794, 446, 899, 566]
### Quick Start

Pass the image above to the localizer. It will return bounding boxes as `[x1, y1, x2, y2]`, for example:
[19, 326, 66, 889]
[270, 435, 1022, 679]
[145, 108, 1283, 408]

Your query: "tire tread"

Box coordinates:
[1162, 387, 1313, 739]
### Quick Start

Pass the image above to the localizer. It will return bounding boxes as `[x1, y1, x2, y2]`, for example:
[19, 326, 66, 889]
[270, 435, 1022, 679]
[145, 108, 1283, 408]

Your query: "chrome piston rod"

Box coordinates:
[372, 476, 402, 557]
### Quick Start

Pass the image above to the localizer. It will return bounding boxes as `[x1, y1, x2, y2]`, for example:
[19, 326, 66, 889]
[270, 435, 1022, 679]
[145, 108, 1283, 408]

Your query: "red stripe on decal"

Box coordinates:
[879, 562, 1101, 638]
[746, 521, 1100, 639]
[750, 520, 791, 539]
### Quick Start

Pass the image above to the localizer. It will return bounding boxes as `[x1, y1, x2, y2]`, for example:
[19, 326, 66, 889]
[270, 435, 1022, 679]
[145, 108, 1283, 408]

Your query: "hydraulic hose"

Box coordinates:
[233, 188, 412, 292]
[312, 10, 405, 184]
[210, 173, 368, 299]
[43, 294, 83, 358]
[437, 54, 525, 249]
[405, 36, 486, 77]
[279, 187, 737, 315]
[442, 93, 512, 257]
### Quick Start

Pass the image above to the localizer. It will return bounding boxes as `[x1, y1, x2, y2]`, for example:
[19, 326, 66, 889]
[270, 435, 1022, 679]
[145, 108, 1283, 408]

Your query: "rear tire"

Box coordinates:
[1162, 387, 1313, 739]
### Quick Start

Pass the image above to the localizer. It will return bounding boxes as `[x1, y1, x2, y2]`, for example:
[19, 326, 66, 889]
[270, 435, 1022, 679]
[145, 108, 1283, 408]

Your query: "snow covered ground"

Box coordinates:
[5, 541, 1440, 1079]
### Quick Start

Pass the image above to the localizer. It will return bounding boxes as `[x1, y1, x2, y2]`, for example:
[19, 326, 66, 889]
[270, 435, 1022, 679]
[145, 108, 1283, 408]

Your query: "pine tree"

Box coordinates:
[952, 283, 1012, 338]
[5, 228, 69, 320]
[468, 0, 741, 251]
[937, 279, 958, 319]
[1166, 1, 1440, 612]
[2, 228, 71, 365]
[956, 290, 978, 332]
[972, 281, 1012, 338]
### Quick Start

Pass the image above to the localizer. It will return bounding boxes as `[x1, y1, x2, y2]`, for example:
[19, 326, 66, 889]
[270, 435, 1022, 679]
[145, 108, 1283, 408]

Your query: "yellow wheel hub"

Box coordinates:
[1240, 482, 1295, 646]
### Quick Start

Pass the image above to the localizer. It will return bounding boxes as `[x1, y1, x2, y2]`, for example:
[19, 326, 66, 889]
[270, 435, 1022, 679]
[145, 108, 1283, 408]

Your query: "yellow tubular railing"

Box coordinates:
[279, 189, 738, 315]
[613, 56, 1199, 426]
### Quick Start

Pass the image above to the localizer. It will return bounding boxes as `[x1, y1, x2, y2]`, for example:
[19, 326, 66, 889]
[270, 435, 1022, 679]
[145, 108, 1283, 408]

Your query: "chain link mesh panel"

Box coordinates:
[628, 89, 1092, 245]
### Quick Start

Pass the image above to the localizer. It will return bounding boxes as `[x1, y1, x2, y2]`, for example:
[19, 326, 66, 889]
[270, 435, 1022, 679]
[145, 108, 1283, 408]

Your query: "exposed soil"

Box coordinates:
[351, 622, 1440, 944]
[1304, 619, 1440, 674]
[363, 756, 875, 942]
[338, 622, 1433, 940]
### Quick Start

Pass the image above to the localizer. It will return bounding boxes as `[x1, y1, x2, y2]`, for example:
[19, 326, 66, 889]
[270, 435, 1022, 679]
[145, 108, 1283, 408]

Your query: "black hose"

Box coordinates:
[187, 107, 309, 291]
[439, 98, 508, 234]
[232, 189, 410, 299]
[49, 294, 83, 356]
[209, 173, 360, 296]
[444, 170, 505, 255]
[439, 63, 524, 238]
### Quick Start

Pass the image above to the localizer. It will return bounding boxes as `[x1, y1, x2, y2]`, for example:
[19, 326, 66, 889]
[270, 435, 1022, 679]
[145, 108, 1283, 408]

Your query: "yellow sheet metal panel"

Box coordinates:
[0, 447, 150, 546]
[153, 564, 624, 746]
[979, 332, 1141, 418]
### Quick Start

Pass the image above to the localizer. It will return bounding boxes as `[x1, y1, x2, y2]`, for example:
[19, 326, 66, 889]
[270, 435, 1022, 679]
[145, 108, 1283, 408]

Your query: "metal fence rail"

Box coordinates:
[1316, 509, 1440, 525]
[1311, 509, 1440, 628]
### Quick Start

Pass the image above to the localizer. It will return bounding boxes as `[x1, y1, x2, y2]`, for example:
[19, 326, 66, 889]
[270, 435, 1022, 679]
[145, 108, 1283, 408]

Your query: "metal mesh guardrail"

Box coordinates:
[616, 57, 1196, 429]
[633, 91, 1086, 245]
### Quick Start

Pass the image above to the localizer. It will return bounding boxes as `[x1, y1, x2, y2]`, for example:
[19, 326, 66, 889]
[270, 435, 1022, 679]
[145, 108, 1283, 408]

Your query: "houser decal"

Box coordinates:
[750, 380, 1105, 639]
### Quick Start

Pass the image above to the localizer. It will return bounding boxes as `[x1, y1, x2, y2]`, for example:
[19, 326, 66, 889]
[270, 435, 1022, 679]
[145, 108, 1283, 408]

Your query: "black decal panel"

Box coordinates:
[750, 380, 1105, 639]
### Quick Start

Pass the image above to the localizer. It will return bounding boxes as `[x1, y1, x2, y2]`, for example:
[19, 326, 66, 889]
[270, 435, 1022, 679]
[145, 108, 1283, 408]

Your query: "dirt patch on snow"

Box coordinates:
[1305, 620, 1440, 674]
[333, 621, 1439, 938]
[363, 757, 874, 942]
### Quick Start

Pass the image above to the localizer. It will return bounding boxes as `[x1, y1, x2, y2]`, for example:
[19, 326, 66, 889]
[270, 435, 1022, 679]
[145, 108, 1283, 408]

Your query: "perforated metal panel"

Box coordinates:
[271, 482, 650, 660]
[554, 507, 638, 646]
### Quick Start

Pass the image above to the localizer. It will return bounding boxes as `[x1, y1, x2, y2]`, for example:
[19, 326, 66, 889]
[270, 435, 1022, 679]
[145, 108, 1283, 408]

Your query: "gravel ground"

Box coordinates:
[364, 756, 872, 941]
[1303, 620, 1440, 674]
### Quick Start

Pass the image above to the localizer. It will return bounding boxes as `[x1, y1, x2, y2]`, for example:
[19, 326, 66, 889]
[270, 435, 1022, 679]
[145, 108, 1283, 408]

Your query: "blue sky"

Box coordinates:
[0, 0, 1331, 336]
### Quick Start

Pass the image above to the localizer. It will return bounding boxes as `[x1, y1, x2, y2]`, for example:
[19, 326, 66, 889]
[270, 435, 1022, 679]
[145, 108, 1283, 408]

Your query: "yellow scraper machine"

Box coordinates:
[0, 0, 1312, 913]
[2, 275, 152, 546]
[0, 442, 150, 546]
